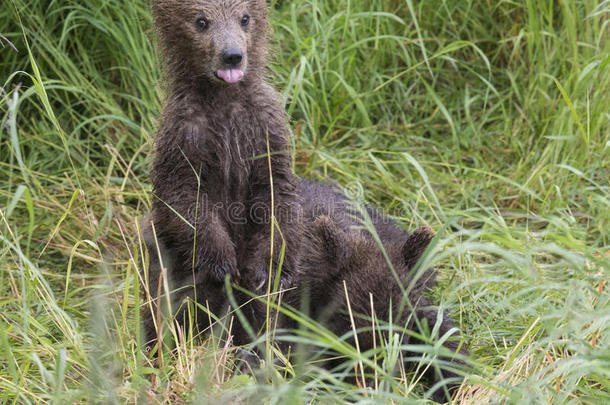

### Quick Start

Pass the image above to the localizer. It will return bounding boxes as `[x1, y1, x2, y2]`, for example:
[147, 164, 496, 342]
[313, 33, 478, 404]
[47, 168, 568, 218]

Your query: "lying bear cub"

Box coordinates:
[283, 180, 468, 401]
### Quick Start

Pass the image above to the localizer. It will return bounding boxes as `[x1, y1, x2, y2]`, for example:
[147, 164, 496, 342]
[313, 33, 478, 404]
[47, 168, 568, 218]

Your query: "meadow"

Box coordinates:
[1, 0, 609, 403]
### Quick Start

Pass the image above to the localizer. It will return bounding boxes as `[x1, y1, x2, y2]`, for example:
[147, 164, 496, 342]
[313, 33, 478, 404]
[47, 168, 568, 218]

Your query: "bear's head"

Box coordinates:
[152, 0, 268, 85]
[301, 215, 436, 294]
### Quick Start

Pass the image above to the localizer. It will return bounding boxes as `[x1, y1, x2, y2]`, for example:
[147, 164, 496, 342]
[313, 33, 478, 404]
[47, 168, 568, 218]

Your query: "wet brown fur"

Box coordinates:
[143, 1, 467, 398]
[287, 180, 468, 401]
[144, 0, 302, 347]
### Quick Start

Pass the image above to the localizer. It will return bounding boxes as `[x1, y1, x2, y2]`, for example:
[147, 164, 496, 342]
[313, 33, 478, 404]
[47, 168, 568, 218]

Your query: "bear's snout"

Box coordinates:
[222, 48, 243, 66]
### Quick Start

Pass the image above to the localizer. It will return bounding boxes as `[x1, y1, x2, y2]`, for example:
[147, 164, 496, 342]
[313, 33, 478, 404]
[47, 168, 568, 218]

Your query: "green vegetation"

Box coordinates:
[1, 0, 608, 403]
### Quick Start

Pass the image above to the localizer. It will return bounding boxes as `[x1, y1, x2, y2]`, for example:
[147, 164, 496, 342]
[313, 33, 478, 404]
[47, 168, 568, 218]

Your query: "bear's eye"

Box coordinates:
[241, 15, 250, 27]
[195, 17, 208, 31]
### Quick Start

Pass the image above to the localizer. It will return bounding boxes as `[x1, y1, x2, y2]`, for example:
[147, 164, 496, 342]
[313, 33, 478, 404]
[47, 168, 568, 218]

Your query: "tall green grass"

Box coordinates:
[1, 0, 609, 403]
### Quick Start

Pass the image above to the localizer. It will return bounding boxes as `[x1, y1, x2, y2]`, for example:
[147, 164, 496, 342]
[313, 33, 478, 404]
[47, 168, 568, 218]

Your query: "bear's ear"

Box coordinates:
[312, 216, 350, 266]
[402, 226, 434, 269]
[250, 0, 269, 16]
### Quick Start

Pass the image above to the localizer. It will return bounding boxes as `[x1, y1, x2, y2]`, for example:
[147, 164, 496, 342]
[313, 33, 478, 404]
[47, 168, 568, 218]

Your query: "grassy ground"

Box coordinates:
[1, 0, 609, 403]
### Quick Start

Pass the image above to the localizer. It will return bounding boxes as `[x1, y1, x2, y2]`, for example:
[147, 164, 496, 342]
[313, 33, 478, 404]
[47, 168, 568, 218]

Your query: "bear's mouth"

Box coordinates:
[214, 69, 244, 84]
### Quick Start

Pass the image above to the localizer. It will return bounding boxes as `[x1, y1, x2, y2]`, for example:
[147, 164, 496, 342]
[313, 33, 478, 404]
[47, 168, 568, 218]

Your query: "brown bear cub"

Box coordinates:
[286, 180, 468, 402]
[142, 0, 468, 399]
[143, 0, 302, 347]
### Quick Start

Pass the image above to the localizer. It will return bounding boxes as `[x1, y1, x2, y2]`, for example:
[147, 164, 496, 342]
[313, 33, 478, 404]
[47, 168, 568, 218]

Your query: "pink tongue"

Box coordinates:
[217, 69, 244, 83]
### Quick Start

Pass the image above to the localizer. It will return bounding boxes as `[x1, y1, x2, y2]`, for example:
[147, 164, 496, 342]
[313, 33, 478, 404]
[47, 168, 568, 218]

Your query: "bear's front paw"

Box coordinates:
[204, 256, 240, 282]
[244, 257, 291, 293]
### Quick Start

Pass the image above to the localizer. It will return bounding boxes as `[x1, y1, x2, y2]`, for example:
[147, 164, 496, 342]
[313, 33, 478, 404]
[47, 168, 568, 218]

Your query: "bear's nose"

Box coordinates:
[222, 49, 243, 66]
